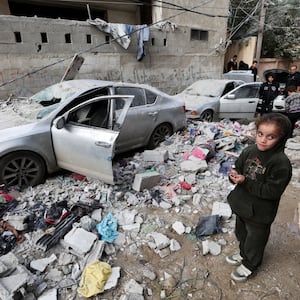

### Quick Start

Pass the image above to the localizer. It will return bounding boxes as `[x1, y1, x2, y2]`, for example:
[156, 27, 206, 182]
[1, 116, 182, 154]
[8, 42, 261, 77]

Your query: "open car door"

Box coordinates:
[51, 95, 133, 184]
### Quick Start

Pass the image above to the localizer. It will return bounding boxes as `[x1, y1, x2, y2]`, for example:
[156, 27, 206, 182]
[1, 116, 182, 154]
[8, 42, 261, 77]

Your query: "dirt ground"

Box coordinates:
[95, 182, 300, 300]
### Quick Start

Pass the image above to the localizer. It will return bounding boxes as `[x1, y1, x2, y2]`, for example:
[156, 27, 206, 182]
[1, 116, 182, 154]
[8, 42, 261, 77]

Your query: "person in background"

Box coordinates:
[250, 60, 258, 82]
[256, 73, 279, 115]
[226, 113, 292, 282]
[238, 60, 249, 70]
[286, 65, 300, 93]
[227, 55, 238, 72]
[285, 85, 300, 137]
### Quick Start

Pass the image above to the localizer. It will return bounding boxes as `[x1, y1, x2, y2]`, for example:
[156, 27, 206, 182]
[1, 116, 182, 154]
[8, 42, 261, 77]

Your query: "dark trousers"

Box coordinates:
[287, 112, 300, 137]
[235, 215, 271, 272]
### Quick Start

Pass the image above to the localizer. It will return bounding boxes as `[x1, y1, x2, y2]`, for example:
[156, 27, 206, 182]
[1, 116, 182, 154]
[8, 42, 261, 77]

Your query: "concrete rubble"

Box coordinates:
[1, 119, 300, 299]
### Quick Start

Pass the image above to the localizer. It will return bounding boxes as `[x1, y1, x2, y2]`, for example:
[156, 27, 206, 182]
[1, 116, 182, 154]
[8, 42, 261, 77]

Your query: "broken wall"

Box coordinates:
[0, 15, 226, 98]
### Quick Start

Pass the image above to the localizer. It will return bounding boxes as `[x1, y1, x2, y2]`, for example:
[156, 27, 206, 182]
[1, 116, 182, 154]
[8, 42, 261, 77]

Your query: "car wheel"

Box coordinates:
[200, 110, 213, 122]
[148, 123, 173, 149]
[0, 151, 46, 188]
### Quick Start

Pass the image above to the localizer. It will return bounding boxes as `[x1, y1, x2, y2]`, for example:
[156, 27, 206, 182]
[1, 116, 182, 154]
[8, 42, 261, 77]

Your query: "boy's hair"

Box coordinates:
[255, 113, 292, 139]
[287, 85, 297, 93]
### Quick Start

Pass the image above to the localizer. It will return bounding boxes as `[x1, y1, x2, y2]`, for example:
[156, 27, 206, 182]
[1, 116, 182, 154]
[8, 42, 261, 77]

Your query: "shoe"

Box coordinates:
[231, 264, 252, 282]
[226, 253, 243, 265]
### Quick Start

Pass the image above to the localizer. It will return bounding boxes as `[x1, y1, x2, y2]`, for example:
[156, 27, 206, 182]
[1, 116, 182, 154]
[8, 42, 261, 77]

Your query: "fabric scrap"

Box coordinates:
[77, 260, 112, 297]
[96, 213, 118, 243]
[195, 215, 222, 237]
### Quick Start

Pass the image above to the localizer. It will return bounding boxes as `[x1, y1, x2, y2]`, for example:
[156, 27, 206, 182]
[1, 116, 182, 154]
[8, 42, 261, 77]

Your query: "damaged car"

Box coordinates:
[177, 79, 244, 121]
[0, 81, 186, 188]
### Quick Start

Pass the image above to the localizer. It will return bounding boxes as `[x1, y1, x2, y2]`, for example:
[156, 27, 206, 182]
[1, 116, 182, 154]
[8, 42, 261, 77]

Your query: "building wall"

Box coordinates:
[0, 15, 226, 98]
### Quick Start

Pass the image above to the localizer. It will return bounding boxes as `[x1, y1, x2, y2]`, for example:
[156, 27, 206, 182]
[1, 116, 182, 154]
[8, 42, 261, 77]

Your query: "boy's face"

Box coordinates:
[256, 123, 280, 151]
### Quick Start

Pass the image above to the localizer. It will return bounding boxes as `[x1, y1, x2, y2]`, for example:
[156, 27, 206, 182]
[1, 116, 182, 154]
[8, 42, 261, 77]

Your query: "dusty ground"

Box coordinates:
[93, 182, 300, 300]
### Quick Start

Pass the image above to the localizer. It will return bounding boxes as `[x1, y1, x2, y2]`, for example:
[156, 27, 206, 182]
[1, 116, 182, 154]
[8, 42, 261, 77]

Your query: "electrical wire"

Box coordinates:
[0, 1, 228, 88]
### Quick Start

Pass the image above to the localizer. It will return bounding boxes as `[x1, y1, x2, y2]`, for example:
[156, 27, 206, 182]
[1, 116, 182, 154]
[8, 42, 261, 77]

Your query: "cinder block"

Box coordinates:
[132, 171, 160, 192]
[143, 150, 169, 162]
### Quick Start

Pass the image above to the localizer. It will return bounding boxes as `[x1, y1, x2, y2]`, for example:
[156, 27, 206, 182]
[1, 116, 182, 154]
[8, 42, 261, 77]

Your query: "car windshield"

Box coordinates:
[30, 82, 79, 106]
[183, 81, 225, 97]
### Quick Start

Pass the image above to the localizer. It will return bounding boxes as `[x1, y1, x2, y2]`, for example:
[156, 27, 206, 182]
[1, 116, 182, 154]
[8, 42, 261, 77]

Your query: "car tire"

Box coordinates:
[0, 151, 46, 188]
[148, 123, 173, 149]
[200, 110, 213, 122]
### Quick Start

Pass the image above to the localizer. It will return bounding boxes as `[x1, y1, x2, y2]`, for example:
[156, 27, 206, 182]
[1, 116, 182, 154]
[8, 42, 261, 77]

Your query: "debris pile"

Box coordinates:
[1, 119, 300, 299]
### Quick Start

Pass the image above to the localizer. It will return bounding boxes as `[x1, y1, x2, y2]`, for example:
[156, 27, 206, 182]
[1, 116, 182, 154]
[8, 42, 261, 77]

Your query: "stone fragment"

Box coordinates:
[84, 240, 106, 265]
[170, 239, 181, 252]
[37, 288, 57, 300]
[124, 279, 144, 295]
[64, 227, 97, 255]
[124, 192, 139, 206]
[180, 159, 208, 172]
[211, 201, 232, 219]
[143, 268, 156, 280]
[132, 172, 161, 192]
[202, 240, 221, 256]
[116, 209, 138, 226]
[143, 150, 169, 162]
[148, 232, 170, 250]
[172, 221, 185, 235]
[104, 266, 121, 290]
[30, 254, 57, 272]
[91, 208, 102, 222]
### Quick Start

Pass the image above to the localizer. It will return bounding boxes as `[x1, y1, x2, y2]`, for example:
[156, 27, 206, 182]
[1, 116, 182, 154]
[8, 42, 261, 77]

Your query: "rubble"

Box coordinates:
[0, 118, 299, 299]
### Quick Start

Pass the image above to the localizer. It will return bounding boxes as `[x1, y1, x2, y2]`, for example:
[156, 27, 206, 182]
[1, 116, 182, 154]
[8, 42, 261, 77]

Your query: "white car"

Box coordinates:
[219, 82, 262, 120]
[177, 79, 244, 121]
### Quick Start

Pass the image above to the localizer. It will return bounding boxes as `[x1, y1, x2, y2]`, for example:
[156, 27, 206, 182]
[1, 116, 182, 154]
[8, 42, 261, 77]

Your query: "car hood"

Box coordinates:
[177, 93, 218, 109]
[0, 121, 48, 143]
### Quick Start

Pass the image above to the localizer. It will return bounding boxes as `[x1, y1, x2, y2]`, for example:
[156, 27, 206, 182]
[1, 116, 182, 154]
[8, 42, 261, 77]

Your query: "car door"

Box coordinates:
[219, 83, 260, 119]
[114, 86, 158, 151]
[51, 95, 133, 184]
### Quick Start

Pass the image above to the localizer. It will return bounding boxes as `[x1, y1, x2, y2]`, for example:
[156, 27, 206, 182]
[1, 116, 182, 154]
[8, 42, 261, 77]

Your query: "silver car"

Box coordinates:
[177, 79, 244, 121]
[0, 80, 186, 187]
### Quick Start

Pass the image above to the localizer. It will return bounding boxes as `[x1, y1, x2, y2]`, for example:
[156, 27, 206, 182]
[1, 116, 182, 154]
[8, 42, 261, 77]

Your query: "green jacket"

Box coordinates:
[227, 144, 292, 224]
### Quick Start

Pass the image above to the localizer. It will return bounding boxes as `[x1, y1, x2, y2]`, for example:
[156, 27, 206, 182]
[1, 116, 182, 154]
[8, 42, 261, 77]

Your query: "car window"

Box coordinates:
[116, 87, 147, 107]
[145, 89, 157, 104]
[234, 85, 260, 98]
[222, 82, 235, 96]
[67, 99, 109, 128]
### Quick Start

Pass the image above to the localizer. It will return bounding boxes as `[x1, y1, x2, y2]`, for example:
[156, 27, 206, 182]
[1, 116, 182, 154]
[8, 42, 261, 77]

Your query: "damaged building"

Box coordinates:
[0, 0, 229, 98]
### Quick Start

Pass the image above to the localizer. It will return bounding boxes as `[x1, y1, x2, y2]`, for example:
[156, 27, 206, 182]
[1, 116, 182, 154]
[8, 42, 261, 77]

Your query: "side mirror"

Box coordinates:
[55, 116, 65, 129]
[226, 94, 236, 99]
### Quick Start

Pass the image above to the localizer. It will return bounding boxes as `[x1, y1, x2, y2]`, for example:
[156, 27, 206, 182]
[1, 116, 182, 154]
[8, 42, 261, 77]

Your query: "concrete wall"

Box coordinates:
[0, 15, 226, 98]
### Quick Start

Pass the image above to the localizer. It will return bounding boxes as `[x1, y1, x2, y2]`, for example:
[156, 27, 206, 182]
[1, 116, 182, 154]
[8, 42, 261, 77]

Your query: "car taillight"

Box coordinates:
[190, 111, 198, 115]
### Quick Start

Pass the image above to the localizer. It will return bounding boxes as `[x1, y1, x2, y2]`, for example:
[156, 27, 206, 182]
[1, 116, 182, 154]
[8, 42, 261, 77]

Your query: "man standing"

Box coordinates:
[286, 65, 300, 93]
[285, 85, 300, 137]
[227, 55, 238, 72]
[249, 60, 258, 82]
[256, 73, 279, 115]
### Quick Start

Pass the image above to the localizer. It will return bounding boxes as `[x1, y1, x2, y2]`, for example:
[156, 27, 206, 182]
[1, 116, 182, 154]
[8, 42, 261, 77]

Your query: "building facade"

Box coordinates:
[0, 0, 229, 98]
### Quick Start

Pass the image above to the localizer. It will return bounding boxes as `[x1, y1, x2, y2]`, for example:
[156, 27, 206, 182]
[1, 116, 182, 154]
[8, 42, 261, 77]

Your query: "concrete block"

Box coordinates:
[170, 239, 181, 252]
[143, 150, 169, 162]
[64, 227, 97, 255]
[148, 232, 170, 250]
[132, 171, 161, 192]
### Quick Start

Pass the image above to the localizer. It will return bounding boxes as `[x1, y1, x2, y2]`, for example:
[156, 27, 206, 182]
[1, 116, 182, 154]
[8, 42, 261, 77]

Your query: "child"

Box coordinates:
[226, 113, 292, 281]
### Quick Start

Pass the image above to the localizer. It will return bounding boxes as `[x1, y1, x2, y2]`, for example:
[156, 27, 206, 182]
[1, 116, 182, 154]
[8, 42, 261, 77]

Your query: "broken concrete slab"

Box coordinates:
[142, 150, 169, 162]
[63, 227, 97, 255]
[132, 171, 161, 192]
[30, 254, 57, 272]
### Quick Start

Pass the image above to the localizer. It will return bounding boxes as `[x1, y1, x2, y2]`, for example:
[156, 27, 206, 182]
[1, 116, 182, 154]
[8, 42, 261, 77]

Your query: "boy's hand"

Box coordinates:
[229, 167, 245, 184]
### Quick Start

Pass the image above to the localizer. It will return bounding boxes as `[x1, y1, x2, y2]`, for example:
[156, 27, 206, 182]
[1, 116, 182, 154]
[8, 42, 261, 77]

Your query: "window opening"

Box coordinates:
[14, 32, 22, 43]
[65, 33, 71, 43]
[41, 32, 48, 43]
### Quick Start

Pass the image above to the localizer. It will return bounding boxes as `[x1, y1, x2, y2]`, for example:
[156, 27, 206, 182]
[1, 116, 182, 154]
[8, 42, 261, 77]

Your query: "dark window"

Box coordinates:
[234, 85, 260, 98]
[105, 35, 110, 44]
[86, 34, 91, 44]
[163, 38, 167, 46]
[14, 31, 22, 43]
[145, 89, 157, 104]
[191, 29, 208, 41]
[151, 38, 155, 46]
[41, 32, 48, 43]
[65, 33, 71, 43]
[222, 83, 235, 96]
[116, 87, 146, 107]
